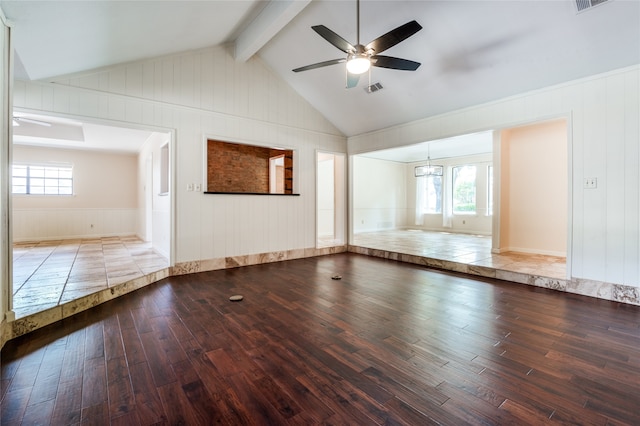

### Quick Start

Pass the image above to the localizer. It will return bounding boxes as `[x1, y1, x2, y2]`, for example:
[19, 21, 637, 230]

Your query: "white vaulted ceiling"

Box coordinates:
[1, 0, 639, 141]
[4, 0, 268, 81]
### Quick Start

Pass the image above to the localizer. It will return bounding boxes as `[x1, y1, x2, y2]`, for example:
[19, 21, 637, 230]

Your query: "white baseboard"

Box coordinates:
[493, 246, 566, 257]
[13, 232, 137, 243]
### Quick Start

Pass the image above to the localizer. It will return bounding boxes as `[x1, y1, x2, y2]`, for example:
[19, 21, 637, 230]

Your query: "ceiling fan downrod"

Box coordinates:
[356, 0, 361, 46]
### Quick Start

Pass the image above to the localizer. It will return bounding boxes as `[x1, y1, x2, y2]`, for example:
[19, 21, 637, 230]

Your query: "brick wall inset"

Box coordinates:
[207, 140, 293, 194]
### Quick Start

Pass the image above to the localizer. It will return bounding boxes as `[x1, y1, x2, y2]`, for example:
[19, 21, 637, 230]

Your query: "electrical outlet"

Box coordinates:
[584, 177, 597, 189]
[194, 183, 201, 192]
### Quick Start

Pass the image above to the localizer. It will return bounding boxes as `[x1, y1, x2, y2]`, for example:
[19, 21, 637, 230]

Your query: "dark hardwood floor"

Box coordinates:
[2, 253, 640, 425]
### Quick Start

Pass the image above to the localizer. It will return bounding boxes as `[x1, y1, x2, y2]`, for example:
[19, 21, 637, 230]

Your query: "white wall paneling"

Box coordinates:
[623, 71, 640, 285]
[349, 65, 640, 288]
[13, 45, 347, 265]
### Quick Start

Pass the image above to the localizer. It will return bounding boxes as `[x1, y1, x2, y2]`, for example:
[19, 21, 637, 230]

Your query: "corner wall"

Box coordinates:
[352, 156, 407, 233]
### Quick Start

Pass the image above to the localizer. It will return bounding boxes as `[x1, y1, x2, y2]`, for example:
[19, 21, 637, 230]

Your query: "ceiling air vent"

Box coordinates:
[575, 0, 610, 13]
[365, 82, 383, 93]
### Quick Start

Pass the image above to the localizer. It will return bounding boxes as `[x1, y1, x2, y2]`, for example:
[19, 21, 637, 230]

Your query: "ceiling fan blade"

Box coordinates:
[346, 72, 360, 89]
[372, 55, 421, 71]
[312, 25, 355, 53]
[365, 20, 422, 55]
[293, 58, 346, 73]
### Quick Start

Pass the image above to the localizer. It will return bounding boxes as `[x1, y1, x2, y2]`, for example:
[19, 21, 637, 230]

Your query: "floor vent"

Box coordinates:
[365, 82, 383, 93]
[575, 0, 610, 13]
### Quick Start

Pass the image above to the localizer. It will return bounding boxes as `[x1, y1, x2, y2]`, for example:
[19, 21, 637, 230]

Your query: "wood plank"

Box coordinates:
[106, 356, 136, 419]
[225, 372, 286, 424]
[128, 361, 167, 424]
[25, 338, 66, 406]
[51, 379, 83, 425]
[80, 401, 110, 425]
[0, 387, 31, 425]
[294, 371, 386, 425]
[498, 398, 553, 425]
[138, 330, 177, 387]
[20, 399, 56, 426]
[81, 356, 107, 409]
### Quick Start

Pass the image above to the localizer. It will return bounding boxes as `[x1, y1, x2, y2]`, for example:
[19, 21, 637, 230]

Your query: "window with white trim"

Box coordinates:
[452, 165, 476, 214]
[422, 175, 443, 214]
[12, 164, 73, 195]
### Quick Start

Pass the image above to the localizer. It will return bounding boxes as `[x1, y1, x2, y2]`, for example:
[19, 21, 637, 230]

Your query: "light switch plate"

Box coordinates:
[583, 177, 597, 189]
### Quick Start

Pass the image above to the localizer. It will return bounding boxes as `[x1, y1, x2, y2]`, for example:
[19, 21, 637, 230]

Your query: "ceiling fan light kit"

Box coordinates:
[346, 54, 370, 74]
[293, 0, 422, 88]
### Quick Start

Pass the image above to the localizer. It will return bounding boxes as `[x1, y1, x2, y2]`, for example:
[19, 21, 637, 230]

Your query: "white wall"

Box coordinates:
[12, 145, 138, 241]
[1, 12, 11, 333]
[352, 156, 407, 233]
[12, 45, 346, 263]
[349, 65, 640, 288]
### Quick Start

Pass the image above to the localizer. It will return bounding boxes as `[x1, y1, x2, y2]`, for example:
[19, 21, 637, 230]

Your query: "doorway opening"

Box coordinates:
[11, 110, 173, 318]
[317, 151, 346, 248]
[494, 118, 569, 259]
[269, 154, 285, 194]
[350, 119, 569, 280]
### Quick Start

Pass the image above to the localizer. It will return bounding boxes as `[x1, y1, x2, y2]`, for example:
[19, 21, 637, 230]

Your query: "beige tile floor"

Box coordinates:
[12, 231, 565, 320]
[352, 229, 567, 279]
[12, 236, 169, 319]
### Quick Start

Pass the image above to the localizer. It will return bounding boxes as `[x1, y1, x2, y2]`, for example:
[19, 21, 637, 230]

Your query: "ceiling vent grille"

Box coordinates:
[575, 0, 610, 13]
[365, 82, 383, 93]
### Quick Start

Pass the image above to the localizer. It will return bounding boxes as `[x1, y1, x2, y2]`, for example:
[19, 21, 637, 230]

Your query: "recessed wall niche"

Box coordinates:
[206, 139, 295, 195]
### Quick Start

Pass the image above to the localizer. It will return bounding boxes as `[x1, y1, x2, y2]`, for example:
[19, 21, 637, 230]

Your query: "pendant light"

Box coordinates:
[414, 143, 443, 177]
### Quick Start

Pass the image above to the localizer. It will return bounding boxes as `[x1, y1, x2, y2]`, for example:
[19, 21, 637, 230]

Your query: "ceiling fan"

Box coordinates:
[292, 0, 422, 88]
